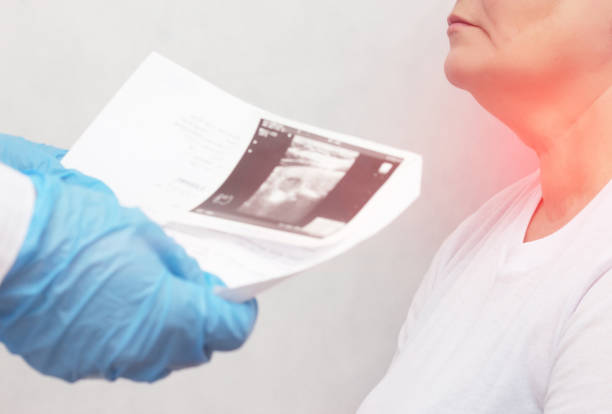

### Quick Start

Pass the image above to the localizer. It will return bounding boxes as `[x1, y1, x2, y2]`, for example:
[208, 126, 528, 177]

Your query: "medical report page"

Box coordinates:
[62, 52, 422, 301]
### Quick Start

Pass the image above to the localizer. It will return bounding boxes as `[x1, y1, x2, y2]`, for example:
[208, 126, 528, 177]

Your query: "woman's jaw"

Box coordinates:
[444, 0, 612, 155]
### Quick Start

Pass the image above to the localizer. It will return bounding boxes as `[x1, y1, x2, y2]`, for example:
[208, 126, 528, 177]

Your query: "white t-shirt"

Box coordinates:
[0, 163, 35, 284]
[358, 168, 612, 414]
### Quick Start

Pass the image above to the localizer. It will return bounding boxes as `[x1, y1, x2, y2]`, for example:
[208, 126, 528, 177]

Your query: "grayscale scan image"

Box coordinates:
[192, 119, 402, 238]
[236, 136, 358, 224]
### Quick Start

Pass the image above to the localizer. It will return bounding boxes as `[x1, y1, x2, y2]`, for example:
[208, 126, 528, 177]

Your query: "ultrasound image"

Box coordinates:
[237, 136, 358, 224]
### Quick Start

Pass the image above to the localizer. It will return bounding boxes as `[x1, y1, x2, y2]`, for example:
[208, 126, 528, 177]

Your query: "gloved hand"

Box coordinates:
[0, 134, 258, 382]
[0, 134, 112, 194]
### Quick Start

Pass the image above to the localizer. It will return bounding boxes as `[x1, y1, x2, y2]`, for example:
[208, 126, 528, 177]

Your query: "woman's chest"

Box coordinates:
[385, 274, 566, 413]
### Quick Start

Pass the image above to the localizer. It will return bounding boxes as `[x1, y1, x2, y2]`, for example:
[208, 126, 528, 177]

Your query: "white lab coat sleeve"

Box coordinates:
[0, 163, 35, 284]
[544, 269, 612, 413]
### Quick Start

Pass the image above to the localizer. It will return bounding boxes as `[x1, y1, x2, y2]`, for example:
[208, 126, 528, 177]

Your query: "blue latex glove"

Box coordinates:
[0, 134, 112, 194]
[0, 134, 258, 382]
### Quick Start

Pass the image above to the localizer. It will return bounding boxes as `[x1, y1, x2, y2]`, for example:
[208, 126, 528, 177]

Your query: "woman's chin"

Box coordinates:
[444, 55, 473, 89]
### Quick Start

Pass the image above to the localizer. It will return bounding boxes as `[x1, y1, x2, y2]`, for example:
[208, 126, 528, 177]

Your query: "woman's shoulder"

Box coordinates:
[469, 168, 540, 224]
[434, 169, 540, 268]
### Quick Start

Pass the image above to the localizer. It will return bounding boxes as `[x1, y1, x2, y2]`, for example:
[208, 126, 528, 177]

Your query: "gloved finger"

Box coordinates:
[0, 134, 114, 196]
[118, 275, 257, 382]
[148, 227, 259, 352]
[141, 220, 218, 285]
[53, 168, 115, 195]
[148, 229, 259, 351]
[164, 273, 258, 355]
[201, 271, 259, 352]
[0, 134, 64, 173]
[203, 298, 258, 352]
[144, 225, 258, 346]
[30, 142, 68, 161]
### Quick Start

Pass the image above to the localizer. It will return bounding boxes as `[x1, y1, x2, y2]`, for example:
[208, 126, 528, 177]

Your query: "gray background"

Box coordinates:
[0, 1, 537, 413]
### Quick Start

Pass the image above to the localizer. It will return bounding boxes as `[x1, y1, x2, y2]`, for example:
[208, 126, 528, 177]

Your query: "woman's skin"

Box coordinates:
[445, 0, 612, 242]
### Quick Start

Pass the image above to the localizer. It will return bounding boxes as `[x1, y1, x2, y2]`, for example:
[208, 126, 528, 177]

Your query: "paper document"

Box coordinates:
[62, 52, 422, 301]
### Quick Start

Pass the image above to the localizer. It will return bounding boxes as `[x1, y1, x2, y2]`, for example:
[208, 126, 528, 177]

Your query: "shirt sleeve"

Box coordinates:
[0, 163, 35, 285]
[544, 269, 612, 413]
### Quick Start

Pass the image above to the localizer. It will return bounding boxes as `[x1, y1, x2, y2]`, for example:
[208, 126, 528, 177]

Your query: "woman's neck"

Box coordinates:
[526, 84, 612, 222]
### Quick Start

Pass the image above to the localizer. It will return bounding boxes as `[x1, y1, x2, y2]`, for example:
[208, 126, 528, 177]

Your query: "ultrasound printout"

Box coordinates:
[192, 119, 402, 238]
